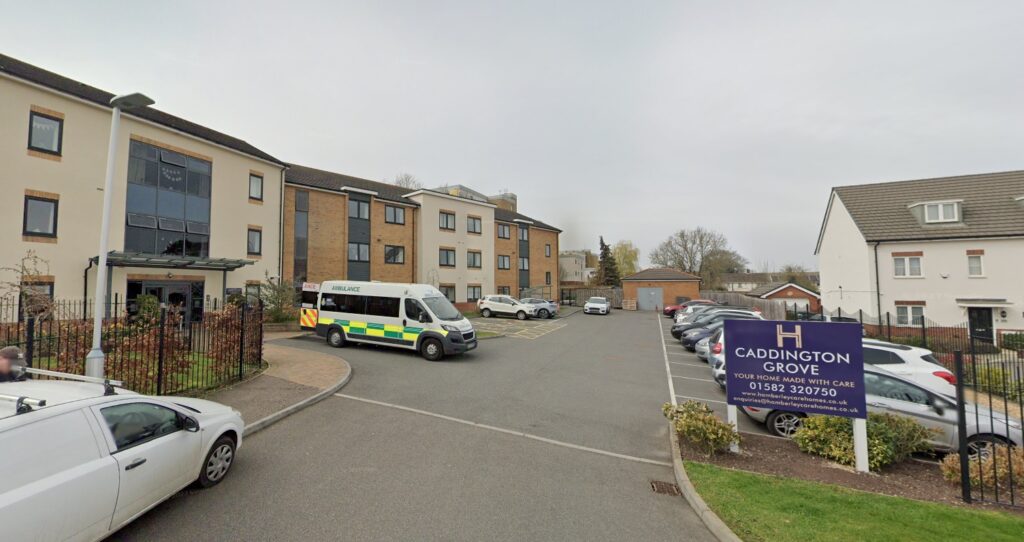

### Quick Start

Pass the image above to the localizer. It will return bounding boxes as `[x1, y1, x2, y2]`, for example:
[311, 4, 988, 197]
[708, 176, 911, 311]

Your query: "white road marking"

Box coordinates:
[674, 394, 727, 405]
[334, 393, 673, 467]
[672, 375, 717, 383]
[657, 313, 677, 407]
[670, 361, 708, 368]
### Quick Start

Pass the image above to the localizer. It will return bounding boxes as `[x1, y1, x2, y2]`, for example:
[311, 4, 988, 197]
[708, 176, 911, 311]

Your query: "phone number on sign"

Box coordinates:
[747, 382, 838, 397]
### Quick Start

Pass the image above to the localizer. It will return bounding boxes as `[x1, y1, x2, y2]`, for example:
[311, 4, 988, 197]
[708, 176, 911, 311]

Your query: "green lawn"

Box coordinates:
[684, 461, 1024, 542]
[476, 330, 502, 339]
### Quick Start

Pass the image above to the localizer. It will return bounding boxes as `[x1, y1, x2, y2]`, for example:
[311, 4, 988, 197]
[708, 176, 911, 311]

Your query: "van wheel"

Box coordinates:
[197, 435, 235, 488]
[537, 309, 549, 319]
[516, 311, 528, 320]
[481, 308, 492, 318]
[421, 338, 444, 361]
[327, 328, 346, 348]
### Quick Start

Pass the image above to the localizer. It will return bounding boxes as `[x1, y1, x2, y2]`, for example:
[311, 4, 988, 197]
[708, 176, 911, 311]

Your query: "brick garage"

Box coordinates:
[746, 282, 821, 312]
[622, 268, 701, 311]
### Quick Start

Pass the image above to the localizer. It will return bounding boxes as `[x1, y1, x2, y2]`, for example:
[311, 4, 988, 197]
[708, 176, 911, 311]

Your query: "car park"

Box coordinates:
[583, 297, 611, 315]
[680, 320, 725, 351]
[671, 309, 762, 339]
[519, 298, 559, 319]
[478, 295, 537, 321]
[0, 369, 244, 541]
[664, 299, 716, 318]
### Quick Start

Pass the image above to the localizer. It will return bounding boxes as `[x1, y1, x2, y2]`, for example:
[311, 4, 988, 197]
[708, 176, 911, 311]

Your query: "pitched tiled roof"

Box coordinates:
[622, 268, 701, 282]
[494, 208, 561, 233]
[285, 164, 418, 205]
[0, 53, 284, 166]
[747, 281, 820, 299]
[720, 272, 820, 286]
[832, 170, 1024, 242]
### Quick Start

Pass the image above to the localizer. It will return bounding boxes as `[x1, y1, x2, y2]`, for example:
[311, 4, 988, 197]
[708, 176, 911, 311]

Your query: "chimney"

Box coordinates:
[488, 192, 517, 213]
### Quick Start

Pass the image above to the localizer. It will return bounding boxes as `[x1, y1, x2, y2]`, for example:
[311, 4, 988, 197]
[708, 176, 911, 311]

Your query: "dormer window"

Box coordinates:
[923, 201, 959, 223]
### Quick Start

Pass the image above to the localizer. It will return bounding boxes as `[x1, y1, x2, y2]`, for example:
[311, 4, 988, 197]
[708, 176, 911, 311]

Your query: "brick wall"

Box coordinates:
[622, 280, 701, 310]
[764, 285, 821, 312]
[282, 185, 348, 283]
[494, 221, 518, 294]
[371, 199, 415, 283]
[529, 227, 559, 296]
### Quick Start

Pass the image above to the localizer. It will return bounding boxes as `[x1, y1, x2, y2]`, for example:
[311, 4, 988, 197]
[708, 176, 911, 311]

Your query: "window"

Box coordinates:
[467, 285, 482, 302]
[497, 223, 511, 239]
[366, 296, 401, 318]
[893, 256, 922, 277]
[249, 174, 263, 201]
[896, 305, 924, 326]
[321, 293, 365, 314]
[348, 242, 369, 262]
[23, 196, 58, 237]
[863, 347, 902, 365]
[545, 271, 551, 285]
[247, 229, 262, 255]
[545, 244, 551, 257]
[439, 285, 456, 302]
[519, 257, 529, 270]
[863, 373, 929, 405]
[28, 111, 63, 155]
[405, 298, 430, 322]
[519, 227, 529, 241]
[497, 255, 511, 270]
[385, 205, 405, 224]
[467, 216, 482, 234]
[467, 251, 482, 268]
[348, 200, 369, 219]
[294, 190, 309, 283]
[124, 140, 210, 257]
[924, 202, 958, 223]
[439, 211, 456, 231]
[439, 248, 456, 267]
[100, 402, 182, 450]
[968, 255, 984, 277]
[385, 245, 405, 264]
[497, 286, 511, 295]
[245, 284, 261, 305]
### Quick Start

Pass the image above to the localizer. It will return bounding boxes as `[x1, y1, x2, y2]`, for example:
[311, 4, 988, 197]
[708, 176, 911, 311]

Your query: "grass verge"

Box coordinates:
[476, 330, 502, 339]
[684, 461, 1024, 542]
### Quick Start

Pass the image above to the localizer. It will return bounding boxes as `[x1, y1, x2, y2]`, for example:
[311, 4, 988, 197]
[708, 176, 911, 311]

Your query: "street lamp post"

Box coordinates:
[85, 93, 155, 378]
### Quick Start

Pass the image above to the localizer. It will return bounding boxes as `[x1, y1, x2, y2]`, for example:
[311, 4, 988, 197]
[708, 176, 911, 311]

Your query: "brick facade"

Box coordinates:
[494, 221, 519, 294]
[529, 227, 559, 296]
[761, 285, 822, 312]
[371, 200, 416, 283]
[622, 280, 701, 310]
[282, 185, 348, 283]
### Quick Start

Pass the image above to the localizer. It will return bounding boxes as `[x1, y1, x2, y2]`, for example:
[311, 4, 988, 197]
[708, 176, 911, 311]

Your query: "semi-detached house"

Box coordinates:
[815, 170, 1024, 344]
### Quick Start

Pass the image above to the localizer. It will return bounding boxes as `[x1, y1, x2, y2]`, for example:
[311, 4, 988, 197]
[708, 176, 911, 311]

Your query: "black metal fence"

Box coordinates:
[0, 296, 264, 396]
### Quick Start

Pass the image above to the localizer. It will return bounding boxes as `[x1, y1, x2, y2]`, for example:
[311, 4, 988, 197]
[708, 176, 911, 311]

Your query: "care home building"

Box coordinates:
[0, 54, 285, 321]
[816, 170, 1024, 344]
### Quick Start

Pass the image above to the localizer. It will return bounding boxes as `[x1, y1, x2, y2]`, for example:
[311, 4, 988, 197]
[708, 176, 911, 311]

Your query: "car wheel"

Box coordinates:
[481, 308, 492, 318]
[967, 434, 1010, 459]
[516, 311, 528, 320]
[766, 411, 805, 438]
[537, 309, 549, 319]
[327, 328, 346, 348]
[197, 435, 236, 488]
[421, 338, 444, 361]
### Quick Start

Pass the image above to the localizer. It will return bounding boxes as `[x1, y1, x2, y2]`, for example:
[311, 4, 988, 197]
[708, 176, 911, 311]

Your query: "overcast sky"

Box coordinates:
[4, 1, 1023, 269]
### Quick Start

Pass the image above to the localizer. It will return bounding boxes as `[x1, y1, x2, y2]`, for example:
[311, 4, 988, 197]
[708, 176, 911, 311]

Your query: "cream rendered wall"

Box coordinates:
[408, 192, 494, 302]
[1, 74, 283, 305]
[816, 193, 876, 315]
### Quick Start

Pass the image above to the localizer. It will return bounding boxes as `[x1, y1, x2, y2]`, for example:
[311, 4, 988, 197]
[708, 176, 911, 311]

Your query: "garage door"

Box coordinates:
[637, 288, 662, 311]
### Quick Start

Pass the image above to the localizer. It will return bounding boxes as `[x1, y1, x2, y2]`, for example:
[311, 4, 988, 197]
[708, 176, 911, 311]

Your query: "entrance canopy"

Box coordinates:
[90, 251, 254, 271]
[955, 298, 1011, 307]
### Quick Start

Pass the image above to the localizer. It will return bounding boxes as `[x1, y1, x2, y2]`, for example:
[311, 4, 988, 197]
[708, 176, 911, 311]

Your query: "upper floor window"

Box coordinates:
[385, 245, 405, 264]
[923, 202, 959, 223]
[519, 227, 529, 241]
[385, 205, 405, 225]
[249, 174, 263, 201]
[519, 257, 529, 270]
[439, 211, 456, 231]
[439, 248, 456, 267]
[497, 255, 511, 270]
[349, 200, 369, 219]
[23, 196, 58, 237]
[467, 251, 482, 268]
[247, 228, 262, 255]
[893, 256, 921, 277]
[28, 111, 63, 155]
[497, 223, 511, 239]
[545, 244, 551, 257]
[467, 216, 482, 234]
[348, 242, 369, 262]
[968, 254, 984, 277]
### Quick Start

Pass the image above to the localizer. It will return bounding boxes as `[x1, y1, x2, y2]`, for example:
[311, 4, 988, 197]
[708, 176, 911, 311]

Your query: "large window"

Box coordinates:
[467, 251, 482, 268]
[366, 296, 401, 317]
[893, 256, 922, 277]
[249, 174, 263, 201]
[348, 242, 370, 262]
[28, 111, 63, 155]
[348, 199, 369, 219]
[924, 202, 958, 223]
[439, 285, 456, 302]
[467, 285, 482, 302]
[385, 205, 405, 224]
[467, 216, 482, 234]
[519, 227, 529, 241]
[125, 140, 211, 257]
[439, 211, 456, 231]
[23, 196, 58, 237]
[497, 255, 511, 270]
[497, 223, 511, 239]
[968, 254, 984, 277]
[247, 228, 262, 255]
[294, 190, 309, 283]
[519, 257, 529, 270]
[439, 248, 456, 267]
[385, 245, 405, 264]
[896, 305, 924, 326]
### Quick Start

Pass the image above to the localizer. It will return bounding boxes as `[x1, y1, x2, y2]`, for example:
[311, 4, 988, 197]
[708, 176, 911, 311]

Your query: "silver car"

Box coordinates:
[519, 298, 558, 319]
[695, 337, 711, 361]
[741, 366, 1023, 454]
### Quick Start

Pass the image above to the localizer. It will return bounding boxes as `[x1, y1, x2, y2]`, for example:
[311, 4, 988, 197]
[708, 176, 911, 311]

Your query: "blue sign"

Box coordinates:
[725, 320, 866, 418]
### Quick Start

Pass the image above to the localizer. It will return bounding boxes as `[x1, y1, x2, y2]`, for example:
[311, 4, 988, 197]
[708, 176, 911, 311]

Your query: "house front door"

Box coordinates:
[967, 307, 994, 343]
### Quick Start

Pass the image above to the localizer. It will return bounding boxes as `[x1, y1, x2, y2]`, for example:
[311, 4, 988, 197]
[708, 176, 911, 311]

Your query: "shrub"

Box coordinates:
[971, 366, 1024, 403]
[1001, 333, 1024, 351]
[940, 446, 1024, 492]
[663, 401, 740, 457]
[792, 413, 933, 471]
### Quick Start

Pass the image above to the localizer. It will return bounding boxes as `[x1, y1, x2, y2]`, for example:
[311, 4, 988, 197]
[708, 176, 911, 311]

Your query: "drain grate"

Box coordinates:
[650, 480, 681, 496]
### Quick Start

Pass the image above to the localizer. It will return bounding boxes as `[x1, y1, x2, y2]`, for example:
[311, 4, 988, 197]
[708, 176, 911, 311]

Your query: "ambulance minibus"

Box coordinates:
[299, 281, 477, 361]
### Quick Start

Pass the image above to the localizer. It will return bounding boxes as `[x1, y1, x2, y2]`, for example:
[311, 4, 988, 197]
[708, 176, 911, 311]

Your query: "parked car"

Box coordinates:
[478, 295, 537, 320]
[674, 303, 721, 323]
[741, 366, 1023, 453]
[671, 309, 761, 339]
[862, 339, 956, 395]
[680, 320, 726, 351]
[695, 336, 712, 361]
[674, 303, 755, 324]
[0, 371, 244, 541]
[583, 297, 611, 315]
[664, 299, 716, 318]
[519, 298, 559, 319]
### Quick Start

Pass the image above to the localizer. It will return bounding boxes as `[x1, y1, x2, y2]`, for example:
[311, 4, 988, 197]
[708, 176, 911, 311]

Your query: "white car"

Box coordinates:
[583, 297, 611, 315]
[0, 371, 244, 541]
[862, 339, 956, 396]
[477, 295, 537, 320]
[519, 298, 559, 319]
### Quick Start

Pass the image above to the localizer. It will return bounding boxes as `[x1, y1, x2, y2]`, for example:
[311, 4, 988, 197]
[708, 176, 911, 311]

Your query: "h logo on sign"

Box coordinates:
[776, 324, 803, 348]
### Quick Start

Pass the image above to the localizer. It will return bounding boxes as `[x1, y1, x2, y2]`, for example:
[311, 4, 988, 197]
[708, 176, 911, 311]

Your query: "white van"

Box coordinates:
[300, 281, 477, 361]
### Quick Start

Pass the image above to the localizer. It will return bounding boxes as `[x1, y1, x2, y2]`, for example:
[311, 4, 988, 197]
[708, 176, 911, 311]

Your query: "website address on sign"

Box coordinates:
[733, 390, 859, 415]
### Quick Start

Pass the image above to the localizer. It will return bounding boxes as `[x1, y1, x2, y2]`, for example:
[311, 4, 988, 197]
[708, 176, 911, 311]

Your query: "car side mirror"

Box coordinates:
[928, 396, 946, 416]
[183, 416, 200, 432]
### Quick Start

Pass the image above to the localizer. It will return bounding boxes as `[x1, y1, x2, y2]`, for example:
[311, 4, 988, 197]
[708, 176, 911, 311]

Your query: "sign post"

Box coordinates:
[724, 320, 869, 472]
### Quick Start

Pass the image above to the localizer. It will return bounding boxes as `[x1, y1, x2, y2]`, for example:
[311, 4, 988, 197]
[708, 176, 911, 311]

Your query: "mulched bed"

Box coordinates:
[678, 432, 1024, 514]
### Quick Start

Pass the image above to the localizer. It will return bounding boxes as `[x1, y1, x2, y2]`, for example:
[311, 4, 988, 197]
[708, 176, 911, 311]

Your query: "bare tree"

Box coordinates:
[649, 227, 747, 288]
[393, 173, 422, 190]
[0, 250, 55, 319]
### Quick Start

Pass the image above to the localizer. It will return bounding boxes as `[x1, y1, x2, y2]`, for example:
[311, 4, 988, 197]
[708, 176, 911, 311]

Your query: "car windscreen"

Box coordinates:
[422, 295, 463, 321]
[587, 297, 606, 303]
